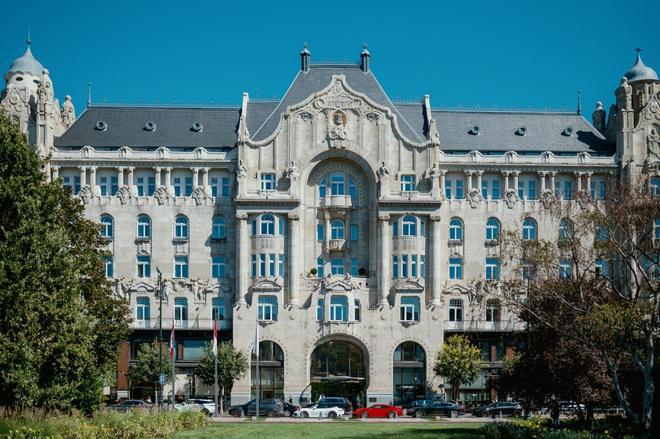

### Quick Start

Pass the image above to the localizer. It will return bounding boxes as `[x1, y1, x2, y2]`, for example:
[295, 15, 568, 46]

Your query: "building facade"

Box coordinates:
[3, 43, 659, 406]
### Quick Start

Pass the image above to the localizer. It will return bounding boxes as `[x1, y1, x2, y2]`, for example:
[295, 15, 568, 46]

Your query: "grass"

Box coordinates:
[173, 422, 483, 439]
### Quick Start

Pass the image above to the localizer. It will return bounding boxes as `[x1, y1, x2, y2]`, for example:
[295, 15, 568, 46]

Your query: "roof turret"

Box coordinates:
[624, 48, 658, 83]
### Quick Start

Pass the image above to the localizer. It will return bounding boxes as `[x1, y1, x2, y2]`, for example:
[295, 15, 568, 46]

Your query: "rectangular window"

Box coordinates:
[411, 255, 418, 277]
[260, 173, 276, 191]
[148, 177, 155, 196]
[100, 176, 108, 196]
[350, 224, 359, 241]
[317, 257, 324, 277]
[111, 176, 118, 196]
[651, 178, 660, 197]
[136, 177, 145, 196]
[354, 300, 361, 321]
[492, 179, 501, 199]
[136, 297, 150, 321]
[559, 258, 573, 279]
[595, 258, 609, 278]
[317, 224, 324, 241]
[331, 258, 344, 275]
[563, 180, 573, 200]
[221, 177, 230, 197]
[137, 255, 151, 278]
[104, 256, 113, 278]
[400, 296, 420, 322]
[485, 257, 500, 280]
[174, 177, 182, 197]
[259, 254, 266, 277]
[481, 180, 488, 199]
[400, 174, 416, 192]
[449, 299, 463, 322]
[445, 180, 452, 199]
[257, 296, 278, 321]
[268, 253, 276, 277]
[449, 257, 463, 280]
[392, 255, 399, 278]
[316, 299, 324, 321]
[185, 177, 193, 196]
[330, 174, 345, 195]
[212, 256, 227, 278]
[212, 298, 225, 321]
[329, 296, 348, 321]
[420, 255, 425, 277]
[392, 221, 398, 237]
[251, 254, 257, 278]
[350, 258, 359, 276]
[278, 254, 285, 277]
[210, 177, 219, 197]
[401, 255, 409, 278]
[174, 256, 189, 278]
[455, 179, 464, 199]
[527, 180, 536, 200]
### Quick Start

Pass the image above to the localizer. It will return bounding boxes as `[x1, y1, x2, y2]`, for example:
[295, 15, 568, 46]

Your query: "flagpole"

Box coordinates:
[213, 320, 219, 417]
[255, 319, 260, 421]
[171, 322, 176, 412]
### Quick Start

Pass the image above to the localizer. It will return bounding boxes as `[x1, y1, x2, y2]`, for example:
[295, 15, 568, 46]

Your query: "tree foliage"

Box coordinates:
[434, 335, 483, 402]
[128, 340, 174, 386]
[195, 342, 248, 413]
[0, 111, 129, 413]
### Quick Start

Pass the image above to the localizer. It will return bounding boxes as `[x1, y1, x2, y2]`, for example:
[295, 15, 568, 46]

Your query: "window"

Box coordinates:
[596, 225, 608, 241]
[99, 175, 119, 196]
[449, 299, 463, 322]
[449, 218, 463, 241]
[401, 174, 416, 192]
[331, 258, 344, 275]
[486, 299, 501, 322]
[221, 177, 230, 197]
[174, 256, 189, 278]
[251, 255, 257, 277]
[486, 218, 500, 241]
[100, 215, 113, 239]
[317, 224, 324, 241]
[104, 256, 113, 278]
[258, 295, 278, 321]
[555, 179, 573, 200]
[316, 299, 324, 321]
[260, 214, 275, 235]
[522, 259, 533, 280]
[654, 218, 660, 240]
[518, 178, 537, 200]
[317, 258, 325, 277]
[559, 258, 573, 279]
[137, 255, 151, 278]
[330, 173, 345, 195]
[137, 215, 151, 239]
[260, 173, 276, 191]
[173, 176, 192, 197]
[522, 218, 537, 241]
[331, 220, 345, 239]
[411, 255, 418, 277]
[595, 259, 610, 278]
[445, 178, 464, 199]
[174, 215, 189, 240]
[212, 216, 227, 239]
[482, 177, 501, 199]
[350, 258, 359, 276]
[392, 220, 398, 237]
[402, 215, 417, 236]
[591, 179, 607, 200]
[392, 255, 399, 278]
[449, 257, 463, 280]
[401, 255, 409, 277]
[259, 254, 266, 277]
[420, 255, 425, 277]
[559, 218, 572, 240]
[400, 296, 420, 322]
[136, 297, 150, 322]
[212, 256, 227, 278]
[136, 176, 156, 196]
[354, 299, 361, 321]
[268, 254, 276, 277]
[651, 178, 660, 197]
[350, 224, 359, 241]
[330, 296, 348, 321]
[62, 175, 81, 195]
[174, 297, 188, 326]
[318, 177, 327, 198]
[212, 297, 225, 321]
[485, 257, 500, 280]
[278, 254, 285, 277]
[184, 177, 193, 196]
[349, 177, 357, 199]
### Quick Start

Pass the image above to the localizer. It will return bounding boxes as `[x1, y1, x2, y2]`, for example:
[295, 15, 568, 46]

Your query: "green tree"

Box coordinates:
[128, 340, 174, 398]
[434, 335, 482, 402]
[0, 111, 130, 413]
[195, 342, 248, 414]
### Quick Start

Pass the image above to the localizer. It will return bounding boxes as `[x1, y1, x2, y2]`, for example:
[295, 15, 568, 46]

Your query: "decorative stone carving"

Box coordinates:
[235, 160, 248, 197]
[327, 110, 348, 148]
[285, 161, 300, 197]
[647, 126, 660, 164]
[155, 186, 170, 205]
[540, 190, 555, 209]
[192, 186, 208, 205]
[78, 185, 94, 204]
[118, 146, 132, 158]
[576, 190, 591, 209]
[621, 77, 632, 110]
[504, 189, 518, 209]
[60, 95, 76, 128]
[117, 186, 131, 205]
[299, 112, 313, 121]
[467, 190, 482, 208]
[114, 278, 130, 300]
[366, 112, 379, 122]
[321, 273, 361, 292]
[378, 161, 390, 198]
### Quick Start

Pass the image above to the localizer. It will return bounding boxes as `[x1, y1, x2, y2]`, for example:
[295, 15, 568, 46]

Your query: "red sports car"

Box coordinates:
[353, 404, 403, 419]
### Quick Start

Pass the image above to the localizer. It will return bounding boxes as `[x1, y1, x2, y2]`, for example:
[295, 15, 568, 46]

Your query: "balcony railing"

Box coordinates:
[131, 318, 232, 331]
[443, 319, 524, 332]
[320, 195, 353, 208]
[325, 239, 347, 252]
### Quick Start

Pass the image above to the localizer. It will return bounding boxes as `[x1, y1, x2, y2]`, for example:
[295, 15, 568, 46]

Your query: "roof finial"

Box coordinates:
[300, 43, 311, 72]
[87, 81, 92, 108]
[26, 26, 32, 48]
[360, 44, 370, 72]
[577, 89, 582, 115]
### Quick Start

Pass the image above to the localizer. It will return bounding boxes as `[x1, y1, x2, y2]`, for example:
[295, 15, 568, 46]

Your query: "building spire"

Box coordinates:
[87, 81, 92, 108]
[360, 44, 370, 72]
[300, 43, 311, 72]
[577, 90, 582, 115]
[26, 26, 32, 48]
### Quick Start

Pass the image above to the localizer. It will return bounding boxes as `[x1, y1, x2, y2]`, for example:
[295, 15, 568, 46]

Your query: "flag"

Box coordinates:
[253, 322, 259, 357]
[169, 324, 175, 360]
[212, 320, 218, 356]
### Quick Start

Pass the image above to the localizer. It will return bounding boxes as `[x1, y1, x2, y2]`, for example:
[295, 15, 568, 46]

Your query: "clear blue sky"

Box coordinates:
[2, 0, 658, 114]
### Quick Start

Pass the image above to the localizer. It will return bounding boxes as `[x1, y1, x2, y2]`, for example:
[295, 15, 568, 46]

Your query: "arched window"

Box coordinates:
[486, 218, 500, 241]
[595, 225, 608, 241]
[486, 299, 501, 322]
[174, 215, 189, 239]
[449, 299, 463, 322]
[393, 342, 426, 405]
[260, 214, 275, 236]
[329, 296, 349, 321]
[137, 215, 151, 239]
[212, 216, 227, 239]
[559, 218, 572, 240]
[449, 218, 463, 241]
[402, 215, 417, 236]
[100, 215, 113, 239]
[330, 220, 345, 240]
[174, 297, 188, 328]
[522, 218, 537, 241]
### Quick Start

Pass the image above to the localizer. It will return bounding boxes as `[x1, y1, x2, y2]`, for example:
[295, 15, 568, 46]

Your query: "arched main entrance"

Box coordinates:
[310, 339, 366, 405]
[251, 341, 284, 399]
[393, 342, 426, 405]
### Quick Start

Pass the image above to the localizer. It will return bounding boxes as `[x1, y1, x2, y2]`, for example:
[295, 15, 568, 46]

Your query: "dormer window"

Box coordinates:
[261, 173, 276, 191]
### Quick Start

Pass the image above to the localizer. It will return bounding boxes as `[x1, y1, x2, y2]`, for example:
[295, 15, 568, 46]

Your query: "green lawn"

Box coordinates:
[173, 422, 484, 439]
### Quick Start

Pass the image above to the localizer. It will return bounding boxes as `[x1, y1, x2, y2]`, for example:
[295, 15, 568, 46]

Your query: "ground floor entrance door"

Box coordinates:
[310, 339, 367, 408]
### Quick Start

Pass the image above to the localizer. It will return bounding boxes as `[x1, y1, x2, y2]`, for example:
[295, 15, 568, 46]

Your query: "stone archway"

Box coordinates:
[309, 337, 368, 404]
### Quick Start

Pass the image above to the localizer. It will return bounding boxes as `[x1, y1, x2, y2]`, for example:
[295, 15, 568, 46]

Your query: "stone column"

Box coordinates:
[127, 167, 136, 196]
[235, 212, 249, 305]
[378, 213, 391, 306]
[165, 167, 173, 194]
[575, 172, 583, 192]
[191, 167, 200, 188]
[117, 167, 125, 188]
[550, 172, 556, 195]
[465, 170, 473, 191]
[79, 166, 87, 186]
[51, 165, 60, 180]
[586, 172, 592, 195]
[513, 171, 520, 195]
[324, 213, 331, 245]
[502, 171, 510, 192]
[287, 212, 300, 306]
[429, 215, 442, 306]
[202, 167, 211, 194]
[89, 166, 99, 196]
[155, 167, 162, 186]
[440, 171, 446, 198]
[538, 171, 546, 193]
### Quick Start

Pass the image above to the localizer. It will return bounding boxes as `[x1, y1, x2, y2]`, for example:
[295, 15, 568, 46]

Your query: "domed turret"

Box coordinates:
[4, 41, 44, 90]
[624, 48, 658, 83]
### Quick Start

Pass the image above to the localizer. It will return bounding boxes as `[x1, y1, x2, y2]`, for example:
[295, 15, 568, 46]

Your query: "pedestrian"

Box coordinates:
[356, 394, 361, 409]
[550, 401, 560, 427]
[288, 397, 293, 404]
[145, 396, 152, 404]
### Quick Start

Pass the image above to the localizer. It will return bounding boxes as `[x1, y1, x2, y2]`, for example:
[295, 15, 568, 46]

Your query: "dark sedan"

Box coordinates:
[277, 399, 300, 417]
[228, 399, 285, 417]
[408, 401, 464, 418]
[473, 401, 522, 417]
[109, 399, 152, 413]
[401, 399, 435, 415]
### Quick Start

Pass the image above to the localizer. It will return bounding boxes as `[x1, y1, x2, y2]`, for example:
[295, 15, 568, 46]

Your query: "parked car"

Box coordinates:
[473, 401, 522, 418]
[316, 397, 353, 414]
[176, 399, 216, 416]
[110, 399, 152, 413]
[353, 404, 403, 419]
[408, 401, 464, 418]
[228, 399, 285, 417]
[401, 399, 435, 415]
[276, 399, 300, 417]
[559, 401, 585, 415]
[294, 403, 345, 419]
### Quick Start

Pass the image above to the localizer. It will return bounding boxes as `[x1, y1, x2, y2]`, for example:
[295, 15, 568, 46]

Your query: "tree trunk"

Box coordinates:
[220, 385, 224, 415]
[640, 337, 654, 431]
[603, 351, 639, 425]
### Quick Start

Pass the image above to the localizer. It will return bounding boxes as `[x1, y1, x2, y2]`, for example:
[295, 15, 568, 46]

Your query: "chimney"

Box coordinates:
[300, 43, 310, 72]
[360, 45, 370, 72]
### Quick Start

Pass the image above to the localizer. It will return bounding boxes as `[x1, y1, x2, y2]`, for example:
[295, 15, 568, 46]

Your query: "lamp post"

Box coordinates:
[157, 267, 163, 408]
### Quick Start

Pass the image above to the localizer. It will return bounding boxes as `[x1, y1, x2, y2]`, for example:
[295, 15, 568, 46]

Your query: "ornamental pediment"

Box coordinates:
[637, 95, 660, 129]
[394, 279, 424, 292]
[321, 274, 361, 292]
[251, 279, 282, 292]
[130, 281, 156, 293]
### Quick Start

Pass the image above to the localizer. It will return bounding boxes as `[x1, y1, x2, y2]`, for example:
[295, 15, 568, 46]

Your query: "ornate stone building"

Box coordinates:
[3, 43, 659, 405]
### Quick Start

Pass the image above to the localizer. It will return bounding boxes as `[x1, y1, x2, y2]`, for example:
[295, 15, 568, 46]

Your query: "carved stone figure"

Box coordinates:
[114, 278, 130, 300]
[328, 110, 348, 148]
[504, 189, 518, 209]
[618, 77, 633, 110]
[647, 126, 660, 164]
[192, 186, 208, 206]
[540, 190, 555, 209]
[467, 190, 482, 208]
[117, 186, 131, 205]
[285, 161, 300, 197]
[235, 160, 248, 196]
[576, 190, 591, 209]
[78, 185, 94, 204]
[60, 95, 76, 127]
[378, 161, 390, 198]
[155, 186, 170, 205]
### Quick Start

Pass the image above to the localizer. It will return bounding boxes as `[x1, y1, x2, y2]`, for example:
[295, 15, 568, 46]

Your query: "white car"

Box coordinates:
[176, 399, 217, 416]
[294, 404, 344, 419]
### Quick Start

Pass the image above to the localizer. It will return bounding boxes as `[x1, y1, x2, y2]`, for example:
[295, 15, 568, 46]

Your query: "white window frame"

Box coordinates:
[260, 173, 276, 191]
[329, 296, 348, 322]
[400, 174, 416, 192]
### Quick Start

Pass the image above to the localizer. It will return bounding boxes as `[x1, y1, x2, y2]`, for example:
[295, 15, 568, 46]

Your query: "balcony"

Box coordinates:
[444, 319, 524, 332]
[131, 318, 232, 331]
[392, 236, 425, 252]
[324, 239, 347, 252]
[320, 195, 353, 209]
[251, 235, 284, 252]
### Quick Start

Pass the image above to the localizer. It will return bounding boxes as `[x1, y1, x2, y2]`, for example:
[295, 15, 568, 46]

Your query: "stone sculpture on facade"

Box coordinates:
[285, 161, 300, 197]
[235, 160, 248, 197]
[378, 161, 390, 198]
[467, 189, 482, 208]
[504, 190, 518, 209]
[647, 126, 660, 163]
[328, 110, 349, 148]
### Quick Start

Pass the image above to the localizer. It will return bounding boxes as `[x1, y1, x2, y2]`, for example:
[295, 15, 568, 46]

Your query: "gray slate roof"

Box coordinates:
[55, 106, 240, 148]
